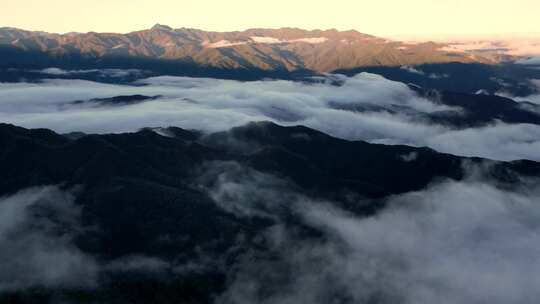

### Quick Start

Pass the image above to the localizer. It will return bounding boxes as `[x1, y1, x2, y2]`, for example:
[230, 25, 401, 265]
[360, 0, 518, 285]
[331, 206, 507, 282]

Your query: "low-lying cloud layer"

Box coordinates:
[516, 57, 540, 65]
[299, 180, 540, 304]
[511, 79, 540, 105]
[202, 161, 540, 304]
[0, 186, 98, 292]
[0, 186, 210, 293]
[1, 72, 540, 161]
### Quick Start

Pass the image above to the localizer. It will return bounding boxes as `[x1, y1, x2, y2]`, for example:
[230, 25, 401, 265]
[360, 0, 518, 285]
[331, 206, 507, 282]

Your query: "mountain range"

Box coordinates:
[0, 25, 516, 73]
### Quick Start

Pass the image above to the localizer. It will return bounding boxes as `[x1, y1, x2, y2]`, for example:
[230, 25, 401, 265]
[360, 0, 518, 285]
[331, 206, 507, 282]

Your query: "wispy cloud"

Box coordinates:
[204, 161, 540, 304]
[0, 186, 98, 292]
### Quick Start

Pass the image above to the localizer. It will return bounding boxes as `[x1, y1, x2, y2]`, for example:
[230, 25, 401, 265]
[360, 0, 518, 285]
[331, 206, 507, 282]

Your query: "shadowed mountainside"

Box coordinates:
[1, 121, 539, 303]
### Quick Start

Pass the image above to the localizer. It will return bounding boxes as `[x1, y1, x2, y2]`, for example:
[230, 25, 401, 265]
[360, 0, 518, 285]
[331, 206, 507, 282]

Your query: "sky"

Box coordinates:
[1, 0, 540, 37]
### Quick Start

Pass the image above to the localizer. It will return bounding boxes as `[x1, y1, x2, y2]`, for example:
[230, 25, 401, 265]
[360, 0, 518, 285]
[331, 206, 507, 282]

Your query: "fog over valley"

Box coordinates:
[2, 71, 540, 161]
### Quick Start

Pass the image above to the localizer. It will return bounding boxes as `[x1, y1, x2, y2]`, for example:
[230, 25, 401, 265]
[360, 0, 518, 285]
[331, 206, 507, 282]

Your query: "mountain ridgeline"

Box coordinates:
[0, 25, 509, 74]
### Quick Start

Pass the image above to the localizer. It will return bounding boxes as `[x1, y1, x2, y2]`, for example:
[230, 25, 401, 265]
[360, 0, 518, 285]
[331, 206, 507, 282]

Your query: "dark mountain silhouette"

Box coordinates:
[1, 121, 538, 303]
[72, 95, 162, 106]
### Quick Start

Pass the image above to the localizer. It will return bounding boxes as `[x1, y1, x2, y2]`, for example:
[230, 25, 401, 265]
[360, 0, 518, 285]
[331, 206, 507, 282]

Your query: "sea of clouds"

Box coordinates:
[1, 72, 540, 161]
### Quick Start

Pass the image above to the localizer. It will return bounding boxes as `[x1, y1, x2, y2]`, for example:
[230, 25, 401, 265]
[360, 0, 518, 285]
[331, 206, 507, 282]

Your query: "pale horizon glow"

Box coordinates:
[1, 0, 540, 37]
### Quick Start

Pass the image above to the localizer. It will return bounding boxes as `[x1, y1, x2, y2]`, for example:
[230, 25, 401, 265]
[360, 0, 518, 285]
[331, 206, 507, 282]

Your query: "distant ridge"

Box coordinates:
[0, 25, 512, 73]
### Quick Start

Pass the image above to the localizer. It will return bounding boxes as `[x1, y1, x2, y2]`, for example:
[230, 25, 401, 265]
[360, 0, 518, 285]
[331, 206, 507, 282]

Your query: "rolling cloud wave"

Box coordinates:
[1, 72, 540, 161]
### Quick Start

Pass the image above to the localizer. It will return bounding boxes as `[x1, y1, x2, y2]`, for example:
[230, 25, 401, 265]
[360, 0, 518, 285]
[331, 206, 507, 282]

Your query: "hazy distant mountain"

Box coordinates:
[0, 25, 511, 73]
[392, 33, 540, 57]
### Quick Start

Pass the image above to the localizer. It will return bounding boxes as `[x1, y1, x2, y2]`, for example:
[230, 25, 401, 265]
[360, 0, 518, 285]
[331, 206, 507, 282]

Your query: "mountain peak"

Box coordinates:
[151, 24, 173, 31]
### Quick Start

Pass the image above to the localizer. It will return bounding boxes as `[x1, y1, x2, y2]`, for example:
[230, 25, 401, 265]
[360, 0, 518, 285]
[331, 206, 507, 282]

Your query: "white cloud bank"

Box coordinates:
[1, 73, 540, 161]
[299, 179, 540, 304]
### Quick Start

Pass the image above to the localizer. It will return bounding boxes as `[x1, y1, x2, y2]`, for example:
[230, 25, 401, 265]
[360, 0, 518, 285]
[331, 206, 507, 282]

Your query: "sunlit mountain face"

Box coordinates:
[1, 20, 540, 304]
[1, 26, 538, 72]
